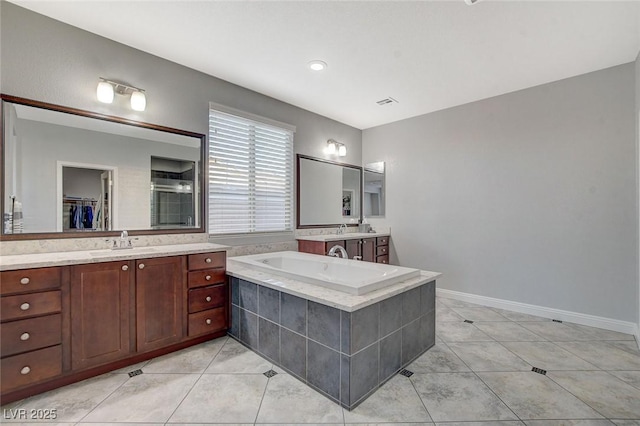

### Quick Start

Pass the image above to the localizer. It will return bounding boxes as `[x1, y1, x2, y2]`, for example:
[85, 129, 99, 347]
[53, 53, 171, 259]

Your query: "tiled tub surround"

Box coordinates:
[228, 276, 437, 410]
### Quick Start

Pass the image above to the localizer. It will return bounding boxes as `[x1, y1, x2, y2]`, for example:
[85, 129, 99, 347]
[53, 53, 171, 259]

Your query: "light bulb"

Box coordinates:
[327, 141, 336, 155]
[130, 91, 146, 111]
[97, 81, 114, 104]
[338, 145, 347, 157]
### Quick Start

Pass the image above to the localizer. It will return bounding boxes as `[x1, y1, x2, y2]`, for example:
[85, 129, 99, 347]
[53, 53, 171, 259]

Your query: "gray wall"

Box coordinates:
[0, 2, 362, 234]
[364, 64, 638, 323]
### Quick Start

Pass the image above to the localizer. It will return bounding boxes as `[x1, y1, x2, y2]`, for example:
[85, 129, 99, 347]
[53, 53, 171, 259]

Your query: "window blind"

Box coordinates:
[208, 108, 294, 235]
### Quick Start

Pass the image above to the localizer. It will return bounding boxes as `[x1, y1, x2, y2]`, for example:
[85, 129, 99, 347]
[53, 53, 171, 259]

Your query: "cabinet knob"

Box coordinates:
[382, 248, 387, 253]
[205, 319, 212, 325]
[20, 277, 30, 285]
[20, 302, 30, 311]
[205, 257, 212, 264]
[138, 263, 145, 270]
[20, 332, 30, 341]
[20, 366, 31, 375]
[122, 265, 129, 271]
[205, 275, 211, 281]
[205, 296, 212, 302]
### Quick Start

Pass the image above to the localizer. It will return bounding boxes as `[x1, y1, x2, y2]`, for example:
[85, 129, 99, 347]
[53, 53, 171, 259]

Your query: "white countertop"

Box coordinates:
[296, 231, 390, 242]
[227, 258, 440, 312]
[0, 242, 230, 271]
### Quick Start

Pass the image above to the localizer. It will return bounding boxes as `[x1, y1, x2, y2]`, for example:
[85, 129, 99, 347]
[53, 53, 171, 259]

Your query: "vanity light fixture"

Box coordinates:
[97, 78, 147, 111]
[326, 139, 347, 157]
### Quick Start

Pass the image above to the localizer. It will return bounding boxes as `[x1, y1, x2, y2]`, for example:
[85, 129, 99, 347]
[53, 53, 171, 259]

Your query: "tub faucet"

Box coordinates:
[336, 224, 347, 235]
[328, 245, 348, 259]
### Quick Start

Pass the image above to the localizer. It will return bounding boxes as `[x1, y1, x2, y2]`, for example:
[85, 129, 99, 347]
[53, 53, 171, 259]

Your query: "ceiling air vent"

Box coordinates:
[376, 97, 398, 106]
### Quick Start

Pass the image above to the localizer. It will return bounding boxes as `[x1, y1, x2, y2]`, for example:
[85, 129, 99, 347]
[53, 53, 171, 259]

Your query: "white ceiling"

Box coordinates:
[10, 1, 640, 130]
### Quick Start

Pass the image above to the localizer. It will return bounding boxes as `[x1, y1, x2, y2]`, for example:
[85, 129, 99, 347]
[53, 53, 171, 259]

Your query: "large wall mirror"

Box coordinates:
[1, 95, 206, 240]
[297, 154, 362, 228]
[363, 161, 385, 218]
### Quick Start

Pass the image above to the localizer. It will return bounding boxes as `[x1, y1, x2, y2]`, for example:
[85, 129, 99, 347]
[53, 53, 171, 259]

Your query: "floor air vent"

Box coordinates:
[399, 369, 414, 378]
[532, 367, 547, 375]
[128, 369, 143, 377]
[263, 369, 278, 378]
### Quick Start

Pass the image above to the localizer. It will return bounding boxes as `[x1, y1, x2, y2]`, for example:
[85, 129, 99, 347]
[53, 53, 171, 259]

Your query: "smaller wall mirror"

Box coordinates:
[363, 161, 385, 218]
[297, 154, 362, 227]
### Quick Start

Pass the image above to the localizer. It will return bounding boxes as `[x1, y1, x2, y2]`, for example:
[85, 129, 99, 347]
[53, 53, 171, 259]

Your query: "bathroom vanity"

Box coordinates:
[297, 232, 390, 263]
[0, 243, 228, 404]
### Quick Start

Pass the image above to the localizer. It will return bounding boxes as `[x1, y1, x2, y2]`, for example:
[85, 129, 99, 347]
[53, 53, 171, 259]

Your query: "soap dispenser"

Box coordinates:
[358, 217, 371, 233]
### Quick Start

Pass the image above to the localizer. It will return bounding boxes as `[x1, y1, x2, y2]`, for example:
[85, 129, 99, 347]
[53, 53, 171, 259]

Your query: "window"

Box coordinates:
[208, 103, 295, 235]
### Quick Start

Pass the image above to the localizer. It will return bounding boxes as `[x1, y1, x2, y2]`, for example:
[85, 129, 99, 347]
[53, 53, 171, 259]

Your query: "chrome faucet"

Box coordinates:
[336, 224, 347, 235]
[107, 230, 134, 250]
[328, 244, 348, 259]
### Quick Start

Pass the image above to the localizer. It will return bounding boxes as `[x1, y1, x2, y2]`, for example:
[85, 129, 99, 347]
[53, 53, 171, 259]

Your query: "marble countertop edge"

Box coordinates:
[0, 242, 231, 271]
[226, 259, 440, 312]
[295, 231, 390, 242]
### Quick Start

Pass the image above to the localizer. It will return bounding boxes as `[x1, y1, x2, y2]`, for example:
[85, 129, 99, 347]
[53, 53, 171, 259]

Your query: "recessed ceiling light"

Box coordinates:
[308, 60, 327, 71]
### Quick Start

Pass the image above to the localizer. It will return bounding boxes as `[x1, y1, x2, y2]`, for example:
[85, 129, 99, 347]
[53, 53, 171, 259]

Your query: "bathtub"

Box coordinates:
[230, 251, 420, 295]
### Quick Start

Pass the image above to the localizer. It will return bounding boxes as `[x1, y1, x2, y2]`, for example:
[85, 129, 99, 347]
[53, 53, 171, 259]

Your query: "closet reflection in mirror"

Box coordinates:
[2, 96, 204, 236]
[363, 161, 385, 217]
[60, 165, 113, 232]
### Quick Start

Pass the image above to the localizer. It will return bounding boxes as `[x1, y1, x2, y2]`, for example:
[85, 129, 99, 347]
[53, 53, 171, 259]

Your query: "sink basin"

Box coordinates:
[89, 247, 157, 257]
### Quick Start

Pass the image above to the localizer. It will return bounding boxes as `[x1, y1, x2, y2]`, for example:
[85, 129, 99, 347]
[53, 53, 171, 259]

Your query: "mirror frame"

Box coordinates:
[296, 154, 363, 229]
[0, 94, 207, 241]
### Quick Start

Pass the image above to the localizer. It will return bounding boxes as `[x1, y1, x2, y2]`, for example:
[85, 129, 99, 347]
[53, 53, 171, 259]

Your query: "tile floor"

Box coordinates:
[3, 296, 640, 425]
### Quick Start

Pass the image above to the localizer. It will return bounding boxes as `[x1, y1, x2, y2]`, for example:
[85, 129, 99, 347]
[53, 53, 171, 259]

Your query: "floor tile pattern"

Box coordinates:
[2, 296, 639, 425]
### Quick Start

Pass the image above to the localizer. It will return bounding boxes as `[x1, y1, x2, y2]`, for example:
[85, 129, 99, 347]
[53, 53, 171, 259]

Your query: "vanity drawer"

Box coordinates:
[189, 284, 226, 313]
[376, 245, 389, 256]
[376, 255, 389, 264]
[188, 252, 226, 271]
[1, 345, 62, 393]
[188, 269, 226, 289]
[376, 236, 389, 246]
[0, 291, 61, 322]
[0, 314, 62, 357]
[0, 267, 62, 296]
[188, 307, 226, 337]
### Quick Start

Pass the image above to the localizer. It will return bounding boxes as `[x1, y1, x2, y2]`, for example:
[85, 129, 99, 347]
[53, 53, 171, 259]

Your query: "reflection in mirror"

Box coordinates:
[363, 161, 385, 217]
[2, 96, 205, 239]
[297, 155, 362, 227]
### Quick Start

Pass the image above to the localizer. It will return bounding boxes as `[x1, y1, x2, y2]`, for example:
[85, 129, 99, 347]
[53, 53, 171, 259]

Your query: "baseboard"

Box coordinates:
[437, 288, 640, 345]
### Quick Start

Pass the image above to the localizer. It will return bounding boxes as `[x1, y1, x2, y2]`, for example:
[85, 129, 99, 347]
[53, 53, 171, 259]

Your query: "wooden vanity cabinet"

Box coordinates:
[376, 236, 389, 264]
[70, 262, 132, 370]
[299, 236, 388, 263]
[345, 238, 376, 261]
[136, 256, 184, 352]
[0, 267, 65, 394]
[0, 250, 228, 405]
[186, 252, 227, 337]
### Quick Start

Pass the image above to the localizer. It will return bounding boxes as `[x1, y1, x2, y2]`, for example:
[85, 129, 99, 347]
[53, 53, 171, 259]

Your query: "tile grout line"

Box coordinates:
[73, 371, 135, 424]
[439, 322, 524, 423]
[252, 372, 272, 426]
[163, 371, 207, 424]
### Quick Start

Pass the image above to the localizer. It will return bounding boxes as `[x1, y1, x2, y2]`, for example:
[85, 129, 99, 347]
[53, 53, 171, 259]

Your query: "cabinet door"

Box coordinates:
[345, 239, 360, 259]
[362, 238, 376, 262]
[70, 262, 132, 370]
[136, 256, 184, 352]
